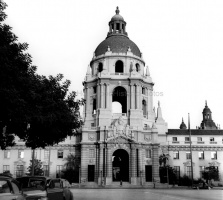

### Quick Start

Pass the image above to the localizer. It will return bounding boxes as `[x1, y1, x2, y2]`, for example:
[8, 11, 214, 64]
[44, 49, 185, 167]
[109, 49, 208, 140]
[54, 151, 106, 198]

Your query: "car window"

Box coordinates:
[48, 180, 55, 189]
[0, 180, 11, 193]
[53, 179, 61, 188]
[11, 181, 20, 194]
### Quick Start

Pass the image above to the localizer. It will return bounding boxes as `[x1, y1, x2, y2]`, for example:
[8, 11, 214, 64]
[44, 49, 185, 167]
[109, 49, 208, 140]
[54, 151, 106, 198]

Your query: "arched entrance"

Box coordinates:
[112, 149, 129, 182]
[112, 86, 127, 114]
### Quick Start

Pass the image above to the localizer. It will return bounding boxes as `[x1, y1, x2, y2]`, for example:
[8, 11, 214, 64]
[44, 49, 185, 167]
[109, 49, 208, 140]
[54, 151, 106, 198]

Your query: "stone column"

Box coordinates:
[100, 84, 104, 108]
[135, 85, 138, 109]
[130, 84, 134, 109]
[138, 85, 142, 110]
[130, 147, 137, 184]
[106, 84, 110, 109]
[152, 144, 160, 182]
[107, 147, 112, 178]
[80, 145, 88, 183]
[97, 84, 100, 109]
[85, 87, 89, 112]
[114, 23, 116, 32]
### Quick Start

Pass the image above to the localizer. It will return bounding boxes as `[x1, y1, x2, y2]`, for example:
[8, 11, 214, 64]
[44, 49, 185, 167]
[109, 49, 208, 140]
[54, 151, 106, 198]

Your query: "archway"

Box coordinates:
[115, 60, 124, 73]
[112, 87, 127, 114]
[112, 149, 129, 182]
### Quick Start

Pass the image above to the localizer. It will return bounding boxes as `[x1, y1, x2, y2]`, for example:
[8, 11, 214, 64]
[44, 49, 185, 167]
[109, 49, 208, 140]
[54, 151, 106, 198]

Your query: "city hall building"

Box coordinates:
[0, 7, 222, 187]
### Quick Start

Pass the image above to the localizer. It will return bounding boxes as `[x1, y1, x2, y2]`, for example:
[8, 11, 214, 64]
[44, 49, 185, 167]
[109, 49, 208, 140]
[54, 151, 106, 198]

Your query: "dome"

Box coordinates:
[95, 35, 141, 57]
[111, 7, 124, 21]
[203, 101, 211, 114]
[179, 118, 187, 130]
[111, 14, 124, 21]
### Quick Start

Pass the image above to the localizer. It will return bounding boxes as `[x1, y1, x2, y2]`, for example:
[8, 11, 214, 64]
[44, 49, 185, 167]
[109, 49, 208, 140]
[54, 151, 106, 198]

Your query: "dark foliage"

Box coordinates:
[202, 166, 219, 181]
[0, 0, 84, 149]
[26, 159, 44, 176]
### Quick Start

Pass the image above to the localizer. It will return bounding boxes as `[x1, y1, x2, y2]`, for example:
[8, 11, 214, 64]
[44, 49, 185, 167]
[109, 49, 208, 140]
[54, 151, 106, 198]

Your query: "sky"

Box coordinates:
[4, 0, 223, 129]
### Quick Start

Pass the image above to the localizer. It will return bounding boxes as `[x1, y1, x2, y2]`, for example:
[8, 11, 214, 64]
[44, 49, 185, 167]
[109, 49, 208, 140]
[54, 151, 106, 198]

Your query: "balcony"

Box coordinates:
[112, 113, 127, 118]
[172, 141, 180, 144]
[210, 141, 217, 144]
[110, 73, 129, 76]
[184, 141, 191, 144]
[197, 141, 205, 144]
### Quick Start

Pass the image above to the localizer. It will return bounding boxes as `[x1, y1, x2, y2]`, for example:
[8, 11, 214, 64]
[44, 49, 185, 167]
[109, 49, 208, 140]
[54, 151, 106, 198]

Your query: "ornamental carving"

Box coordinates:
[107, 116, 135, 140]
[88, 134, 95, 141]
[144, 134, 152, 142]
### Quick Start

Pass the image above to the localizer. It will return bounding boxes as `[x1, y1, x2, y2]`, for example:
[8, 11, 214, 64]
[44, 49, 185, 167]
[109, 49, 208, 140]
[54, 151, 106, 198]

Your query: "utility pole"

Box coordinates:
[31, 149, 35, 176]
[188, 113, 194, 187]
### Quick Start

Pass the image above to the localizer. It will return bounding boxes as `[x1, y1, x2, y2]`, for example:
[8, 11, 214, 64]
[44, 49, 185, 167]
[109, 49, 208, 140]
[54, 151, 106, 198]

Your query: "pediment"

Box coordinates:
[106, 135, 136, 143]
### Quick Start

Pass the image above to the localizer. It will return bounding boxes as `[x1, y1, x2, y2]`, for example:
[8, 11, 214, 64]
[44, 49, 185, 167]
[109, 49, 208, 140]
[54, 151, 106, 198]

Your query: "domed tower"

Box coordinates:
[179, 118, 187, 130]
[200, 101, 217, 129]
[81, 7, 167, 186]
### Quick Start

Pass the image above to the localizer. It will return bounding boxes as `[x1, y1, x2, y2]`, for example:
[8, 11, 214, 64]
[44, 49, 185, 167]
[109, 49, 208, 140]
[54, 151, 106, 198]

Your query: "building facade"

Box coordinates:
[0, 7, 222, 186]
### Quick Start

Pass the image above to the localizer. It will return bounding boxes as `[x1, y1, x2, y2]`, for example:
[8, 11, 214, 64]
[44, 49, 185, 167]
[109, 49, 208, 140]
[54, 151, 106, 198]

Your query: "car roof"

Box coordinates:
[16, 176, 51, 181]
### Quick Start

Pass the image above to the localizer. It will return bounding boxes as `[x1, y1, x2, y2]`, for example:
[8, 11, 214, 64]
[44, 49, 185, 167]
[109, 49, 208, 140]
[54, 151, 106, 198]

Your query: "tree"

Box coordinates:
[159, 154, 177, 184]
[26, 159, 44, 176]
[202, 166, 219, 182]
[62, 154, 80, 183]
[0, 0, 84, 150]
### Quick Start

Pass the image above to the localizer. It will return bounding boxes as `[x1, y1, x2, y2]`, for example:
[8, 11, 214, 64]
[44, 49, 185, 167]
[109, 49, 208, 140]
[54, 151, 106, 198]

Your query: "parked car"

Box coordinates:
[52, 178, 73, 200]
[193, 182, 213, 189]
[16, 176, 48, 200]
[16, 176, 73, 200]
[0, 174, 25, 200]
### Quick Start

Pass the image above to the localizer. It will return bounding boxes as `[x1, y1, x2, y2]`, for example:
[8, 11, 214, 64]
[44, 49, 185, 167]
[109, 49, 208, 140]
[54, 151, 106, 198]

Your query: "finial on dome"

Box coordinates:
[205, 100, 207, 106]
[158, 101, 160, 107]
[116, 6, 120, 14]
[182, 117, 184, 122]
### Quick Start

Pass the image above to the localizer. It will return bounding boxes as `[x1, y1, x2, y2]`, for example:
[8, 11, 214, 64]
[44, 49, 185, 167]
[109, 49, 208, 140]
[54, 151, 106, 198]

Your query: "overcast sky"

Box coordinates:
[4, 0, 223, 129]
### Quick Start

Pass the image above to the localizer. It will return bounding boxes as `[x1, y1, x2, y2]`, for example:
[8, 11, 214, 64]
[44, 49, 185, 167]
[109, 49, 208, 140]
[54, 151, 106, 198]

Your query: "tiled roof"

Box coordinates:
[168, 129, 223, 135]
[95, 35, 141, 57]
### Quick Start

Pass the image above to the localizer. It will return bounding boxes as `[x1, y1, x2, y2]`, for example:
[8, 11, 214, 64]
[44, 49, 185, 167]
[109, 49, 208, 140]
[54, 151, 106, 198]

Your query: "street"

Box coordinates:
[71, 188, 223, 200]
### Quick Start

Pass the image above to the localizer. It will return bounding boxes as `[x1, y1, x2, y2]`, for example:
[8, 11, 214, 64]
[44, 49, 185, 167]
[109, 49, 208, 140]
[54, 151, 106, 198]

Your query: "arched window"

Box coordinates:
[136, 63, 140, 72]
[93, 99, 96, 114]
[112, 86, 127, 113]
[142, 100, 147, 116]
[98, 63, 103, 72]
[115, 60, 124, 73]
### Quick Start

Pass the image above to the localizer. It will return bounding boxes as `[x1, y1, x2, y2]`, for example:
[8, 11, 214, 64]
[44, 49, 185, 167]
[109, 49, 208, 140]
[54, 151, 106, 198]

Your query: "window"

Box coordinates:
[186, 152, 191, 159]
[186, 166, 192, 178]
[198, 151, 204, 159]
[57, 150, 63, 159]
[89, 149, 95, 158]
[145, 149, 151, 158]
[173, 151, 179, 159]
[44, 150, 49, 160]
[15, 165, 23, 177]
[4, 150, 10, 159]
[199, 166, 205, 178]
[135, 63, 140, 72]
[211, 151, 217, 160]
[98, 63, 103, 72]
[56, 165, 63, 178]
[197, 137, 202, 142]
[142, 87, 145, 94]
[185, 137, 190, 142]
[172, 137, 177, 142]
[210, 137, 215, 142]
[18, 150, 24, 159]
[43, 165, 49, 176]
[93, 86, 97, 93]
[142, 100, 147, 116]
[93, 98, 96, 114]
[115, 60, 123, 73]
[3, 165, 10, 172]
[174, 166, 180, 180]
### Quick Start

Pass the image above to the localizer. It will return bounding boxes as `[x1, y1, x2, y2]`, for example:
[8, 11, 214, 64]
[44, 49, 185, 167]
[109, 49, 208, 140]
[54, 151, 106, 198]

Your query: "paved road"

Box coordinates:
[71, 188, 223, 200]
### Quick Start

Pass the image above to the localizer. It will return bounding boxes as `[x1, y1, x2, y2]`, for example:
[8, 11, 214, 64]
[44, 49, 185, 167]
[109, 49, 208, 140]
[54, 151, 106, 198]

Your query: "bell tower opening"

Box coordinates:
[112, 149, 129, 182]
[115, 60, 124, 73]
[112, 86, 127, 114]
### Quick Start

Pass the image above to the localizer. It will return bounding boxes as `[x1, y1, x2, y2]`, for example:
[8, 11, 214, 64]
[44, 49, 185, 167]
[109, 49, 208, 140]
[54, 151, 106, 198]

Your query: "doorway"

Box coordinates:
[112, 149, 129, 182]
